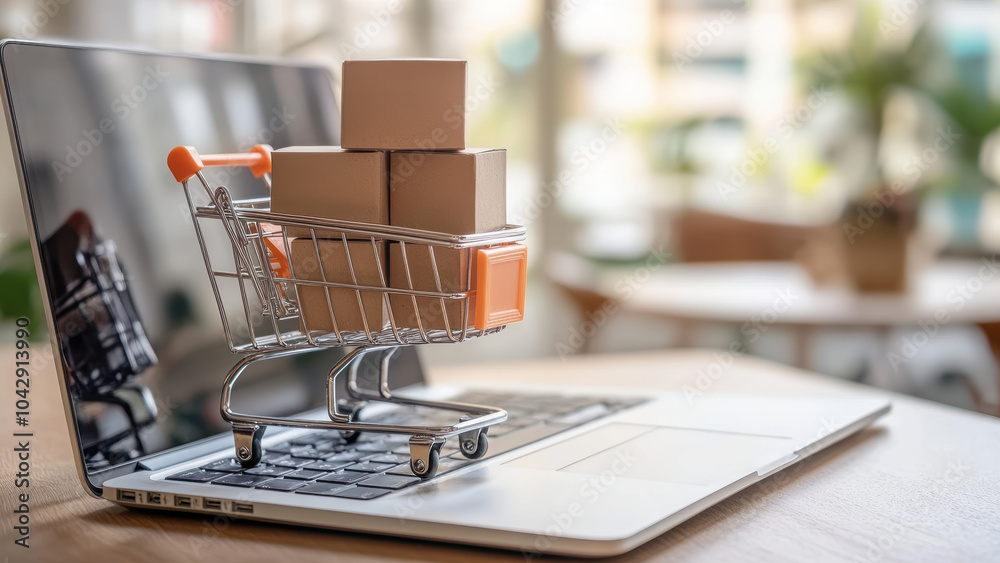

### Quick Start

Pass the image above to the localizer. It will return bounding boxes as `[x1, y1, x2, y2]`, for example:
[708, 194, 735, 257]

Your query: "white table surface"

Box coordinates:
[592, 259, 1000, 327]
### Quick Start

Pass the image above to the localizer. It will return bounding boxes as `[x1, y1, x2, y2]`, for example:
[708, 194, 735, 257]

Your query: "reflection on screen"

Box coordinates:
[4, 43, 347, 471]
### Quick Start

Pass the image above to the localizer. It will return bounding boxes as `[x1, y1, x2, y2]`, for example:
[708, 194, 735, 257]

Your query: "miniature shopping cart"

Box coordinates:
[167, 144, 527, 479]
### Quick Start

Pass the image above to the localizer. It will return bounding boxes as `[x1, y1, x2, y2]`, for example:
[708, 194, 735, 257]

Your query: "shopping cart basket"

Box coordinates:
[167, 144, 527, 479]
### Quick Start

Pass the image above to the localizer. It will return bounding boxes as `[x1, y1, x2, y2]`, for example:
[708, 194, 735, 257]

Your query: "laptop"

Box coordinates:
[0, 40, 890, 557]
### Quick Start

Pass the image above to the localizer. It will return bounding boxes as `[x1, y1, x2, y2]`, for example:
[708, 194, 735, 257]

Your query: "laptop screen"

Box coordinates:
[2, 42, 420, 479]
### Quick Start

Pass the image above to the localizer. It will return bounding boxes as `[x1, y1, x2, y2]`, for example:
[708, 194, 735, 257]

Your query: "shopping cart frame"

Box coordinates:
[168, 144, 527, 478]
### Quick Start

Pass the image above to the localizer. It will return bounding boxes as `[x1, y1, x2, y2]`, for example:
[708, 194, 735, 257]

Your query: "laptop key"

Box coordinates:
[255, 478, 307, 492]
[324, 451, 368, 462]
[604, 397, 648, 411]
[266, 442, 296, 454]
[289, 434, 327, 446]
[354, 442, 392, 453]
[484, 421, 534, 437]
[259, 452, 291, 465]
[365, 453, 409, 465]
[331, 486, 391, 500]
[283, 469, 329, 480]
[358, 474, 420, 490]
[316, 470, 370, 485]
[270, 457, 313, 468]
[346, 461, 396, 473]
[244, 465, 294, 477]
[312, 441, 343, 453]
[315, 430, 348, 442]
[199, 459, 245, 473]
[482, 423, 571, 459]
[303, 459, 356, 472]
[295, 483, 352, 497]
[214, 474, 275, 488]
[167, 469, 227, 483]
[552, 403, 612, 426]
[289, 448, 329, 460]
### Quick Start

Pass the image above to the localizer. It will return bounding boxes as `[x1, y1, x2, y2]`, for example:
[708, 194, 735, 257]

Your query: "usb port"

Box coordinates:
[231, 501, 253, 514]
[203, 498, 222, 511]
[146, 492, 161, 505]
[117, 490, 137, 503]
[174, 495, 192, 508]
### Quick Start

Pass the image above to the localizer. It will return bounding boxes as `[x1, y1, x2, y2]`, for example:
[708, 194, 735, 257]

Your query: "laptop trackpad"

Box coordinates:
[505, 423, 794, 486]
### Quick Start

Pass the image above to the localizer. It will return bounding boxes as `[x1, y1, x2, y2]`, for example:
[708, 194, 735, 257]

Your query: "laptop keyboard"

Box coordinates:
[166, 390, 648, 501]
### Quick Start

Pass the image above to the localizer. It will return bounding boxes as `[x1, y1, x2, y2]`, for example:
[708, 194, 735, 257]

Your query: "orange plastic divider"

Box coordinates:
[248, 222, 290, 297]
[168, 144, 273, 183]
[475, 244, 528, 330]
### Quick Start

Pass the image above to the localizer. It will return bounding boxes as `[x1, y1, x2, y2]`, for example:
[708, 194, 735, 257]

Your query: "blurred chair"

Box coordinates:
[548, 208, 825, 357]
[671, 209, 818, 263]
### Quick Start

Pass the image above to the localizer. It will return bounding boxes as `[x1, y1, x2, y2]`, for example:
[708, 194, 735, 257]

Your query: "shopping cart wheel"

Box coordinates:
[460, 432, 489, 460]
[458, 417, 490, 459]
[233, 423, 265, 468]
[408, 436, 444, 479]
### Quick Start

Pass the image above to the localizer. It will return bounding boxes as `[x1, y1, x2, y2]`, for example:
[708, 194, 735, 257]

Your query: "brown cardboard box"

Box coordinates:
[270, 147, 388, 238]
[341, 59, 467, 150]
[388, 243, 476, 331]
[390, 149, 505, 235]
[290, 238, 387, 334]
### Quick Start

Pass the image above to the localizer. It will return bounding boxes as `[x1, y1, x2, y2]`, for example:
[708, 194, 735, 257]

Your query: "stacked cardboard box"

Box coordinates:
[270, 59, 507, 333]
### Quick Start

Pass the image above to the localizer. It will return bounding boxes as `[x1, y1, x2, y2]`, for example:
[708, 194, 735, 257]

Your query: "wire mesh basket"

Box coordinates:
[168, 144, 527, 478]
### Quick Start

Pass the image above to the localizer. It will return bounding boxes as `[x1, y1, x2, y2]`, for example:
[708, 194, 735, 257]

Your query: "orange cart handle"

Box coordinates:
[168, 144, 273, 183]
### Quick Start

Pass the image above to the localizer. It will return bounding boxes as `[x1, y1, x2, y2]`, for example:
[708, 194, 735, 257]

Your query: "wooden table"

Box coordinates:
[2, 345, 999, 562]
[552, 259, 1000, 413]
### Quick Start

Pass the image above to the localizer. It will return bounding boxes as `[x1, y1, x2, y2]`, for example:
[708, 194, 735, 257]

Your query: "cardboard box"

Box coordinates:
[341, 59, 467, 150]
[388, 243, 475, 331]
[289, 238, 387, 334]
[390, 149, 506, 235]
[270, 147, 388, 239]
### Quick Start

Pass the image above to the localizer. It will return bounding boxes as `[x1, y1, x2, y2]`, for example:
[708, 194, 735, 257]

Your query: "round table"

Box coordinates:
[552, 258, 1000, 413]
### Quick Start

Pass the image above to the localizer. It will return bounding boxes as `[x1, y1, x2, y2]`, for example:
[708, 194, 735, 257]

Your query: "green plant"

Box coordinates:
[801, 4, 1000, 198]
[801, 4, 933, 136]
[0, 238, 46, 339]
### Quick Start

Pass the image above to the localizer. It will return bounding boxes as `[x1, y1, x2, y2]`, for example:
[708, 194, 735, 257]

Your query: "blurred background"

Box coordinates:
[2, 0, 1000, 419]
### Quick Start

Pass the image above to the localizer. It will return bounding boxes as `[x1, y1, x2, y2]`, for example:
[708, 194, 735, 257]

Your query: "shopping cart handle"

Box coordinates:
[168, 144, 273, 183]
